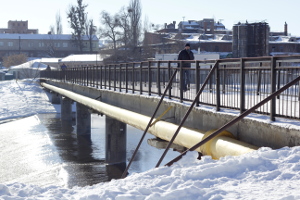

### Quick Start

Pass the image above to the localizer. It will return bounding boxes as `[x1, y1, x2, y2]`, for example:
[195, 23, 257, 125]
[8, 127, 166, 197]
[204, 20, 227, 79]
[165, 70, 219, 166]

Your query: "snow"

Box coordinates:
[60, 54, 103, 62]
[1, 79, 300, 199]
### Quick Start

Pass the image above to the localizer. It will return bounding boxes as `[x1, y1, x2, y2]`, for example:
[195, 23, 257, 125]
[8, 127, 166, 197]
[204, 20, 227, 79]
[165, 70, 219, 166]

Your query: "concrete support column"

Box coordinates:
[105, 116, 127, 164]
[0, 72, 5, 80]
[61, 96, 73, 127]
[76, 103, 91, 136]
[51, 92, 61, 104]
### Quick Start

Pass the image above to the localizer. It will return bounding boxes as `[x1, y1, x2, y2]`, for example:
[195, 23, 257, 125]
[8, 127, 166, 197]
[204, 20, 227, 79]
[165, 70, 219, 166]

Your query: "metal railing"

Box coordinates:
[40, 55, 300, 120]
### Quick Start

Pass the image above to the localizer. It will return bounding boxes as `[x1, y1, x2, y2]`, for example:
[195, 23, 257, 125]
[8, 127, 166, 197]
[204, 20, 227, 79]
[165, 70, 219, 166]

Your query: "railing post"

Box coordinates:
[240, 58, 245, 113]
[85, 67, 88, 86]
[125, 63, 128, 93]
[148, 61, 151, 96]
[277, 62, 281, 99]
[215, 62, 220, 111]
[140, 62, 143, 94]
[119, 64, 122, 92]
[168, 61, 172, 99]
[132, 63, 135, 93]
[114, 64, 117, 91]
[157, 61, 161, 95]
[257, 62, 262, 95]
[195, 61, 200, 106]
[209, 65, 213, 92]
[100, 65, 103, 89]
[270, 57, 277, 121]
[222, 65, 226, 94]
[108, 65, 111, 90]
[104, 65, 107, 89]
[180, 60, 183, 103]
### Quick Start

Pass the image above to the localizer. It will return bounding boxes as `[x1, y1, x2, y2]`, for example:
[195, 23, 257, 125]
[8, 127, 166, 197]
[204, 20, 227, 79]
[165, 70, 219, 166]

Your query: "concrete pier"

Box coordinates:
[51, 92, 60, 104]
[105, 116, 127, 164]
[76, 103, 91, 136]
[61, 96, 73, 127]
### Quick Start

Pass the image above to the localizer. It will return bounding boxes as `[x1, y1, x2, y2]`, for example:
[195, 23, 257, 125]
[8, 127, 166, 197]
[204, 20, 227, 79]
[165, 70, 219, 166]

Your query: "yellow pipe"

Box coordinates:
[41, 82, 258, 159]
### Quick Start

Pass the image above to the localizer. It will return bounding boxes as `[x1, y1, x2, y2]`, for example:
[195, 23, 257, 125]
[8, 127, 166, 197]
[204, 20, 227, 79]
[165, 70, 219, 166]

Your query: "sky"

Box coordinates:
[1, 68, 300, 198]
[1, 0, 300, 36]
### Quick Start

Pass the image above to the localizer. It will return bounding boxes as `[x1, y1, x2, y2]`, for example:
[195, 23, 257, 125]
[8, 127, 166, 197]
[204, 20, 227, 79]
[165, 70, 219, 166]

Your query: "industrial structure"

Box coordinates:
[145, 18, 300, 58]
[232, 22, 269, 57]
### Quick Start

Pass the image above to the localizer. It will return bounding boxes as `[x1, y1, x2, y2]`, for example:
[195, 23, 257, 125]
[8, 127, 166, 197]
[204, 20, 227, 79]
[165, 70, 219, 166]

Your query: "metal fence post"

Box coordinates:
[168, 61, 172, 99]
[180, 61, 183, 103]
[157, 61, 161, 95]
[119, 64, 122, 92]
[114, 64, 117, 91]
[195, 61, 200, 106]
[140, 62, 143, 94]
[125, 63, 128, 93]
[240, 58, 245, 113]
[99, 65, 102, 89]
[270, 57, 277, 121]
[215, 62, 220, 111]
[148, 61, 151, 96]
[132, 63, 135, 93]
[277, 62, 281, 99]
[108, 65, 111, 90]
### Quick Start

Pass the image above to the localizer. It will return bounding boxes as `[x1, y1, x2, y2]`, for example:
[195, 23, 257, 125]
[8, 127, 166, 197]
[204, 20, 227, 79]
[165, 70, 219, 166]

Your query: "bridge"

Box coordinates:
[39, 55, 300, 174]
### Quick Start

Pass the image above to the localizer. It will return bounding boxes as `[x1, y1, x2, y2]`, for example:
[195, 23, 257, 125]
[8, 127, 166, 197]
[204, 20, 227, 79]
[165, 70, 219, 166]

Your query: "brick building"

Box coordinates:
[0, 20, 38, 34]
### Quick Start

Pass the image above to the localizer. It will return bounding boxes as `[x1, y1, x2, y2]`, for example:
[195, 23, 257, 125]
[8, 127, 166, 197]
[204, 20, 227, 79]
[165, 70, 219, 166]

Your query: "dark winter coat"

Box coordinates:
[177, 49, 194, 67]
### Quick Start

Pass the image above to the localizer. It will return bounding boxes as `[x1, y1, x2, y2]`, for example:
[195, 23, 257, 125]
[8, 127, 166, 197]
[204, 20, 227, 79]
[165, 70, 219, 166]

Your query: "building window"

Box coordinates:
[0, 42, 3, 46]
[28, 43, 34, 47]
[63, 43, 68, 47]
[55, 42, 60, 47]
[280, 46, 283, 52]
[39, 42, 44, 47]
[214, 46, 219, 52]
[8, 42, 13, 47]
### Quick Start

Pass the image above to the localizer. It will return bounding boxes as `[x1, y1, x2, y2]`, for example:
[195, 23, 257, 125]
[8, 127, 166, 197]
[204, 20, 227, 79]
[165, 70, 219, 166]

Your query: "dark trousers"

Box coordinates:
[181, 69, 190, 91]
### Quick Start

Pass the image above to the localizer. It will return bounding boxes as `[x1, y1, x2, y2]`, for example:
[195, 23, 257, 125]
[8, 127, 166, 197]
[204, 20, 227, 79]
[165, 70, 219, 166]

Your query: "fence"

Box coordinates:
[40, 55, 300, 120]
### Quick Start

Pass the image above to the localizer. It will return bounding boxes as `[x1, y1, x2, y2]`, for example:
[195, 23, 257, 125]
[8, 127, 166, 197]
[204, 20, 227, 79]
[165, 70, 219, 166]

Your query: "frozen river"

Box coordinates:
[0, 112, 179, 188]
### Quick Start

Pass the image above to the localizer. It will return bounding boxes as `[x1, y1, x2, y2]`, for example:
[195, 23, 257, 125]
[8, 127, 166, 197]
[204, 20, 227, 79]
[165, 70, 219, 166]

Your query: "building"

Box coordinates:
[232, 22, 269, 57]
[0, 20, 38, 34]
[0, 33, 99, 58]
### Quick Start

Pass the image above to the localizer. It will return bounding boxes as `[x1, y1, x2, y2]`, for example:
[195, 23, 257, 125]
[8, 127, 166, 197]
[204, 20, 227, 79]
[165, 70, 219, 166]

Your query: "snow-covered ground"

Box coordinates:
[1, 79, 300, 199]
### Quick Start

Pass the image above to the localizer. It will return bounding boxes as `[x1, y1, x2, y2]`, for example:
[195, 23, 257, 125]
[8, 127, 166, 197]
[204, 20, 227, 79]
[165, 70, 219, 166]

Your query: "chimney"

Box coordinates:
[284, 22, 288, 36]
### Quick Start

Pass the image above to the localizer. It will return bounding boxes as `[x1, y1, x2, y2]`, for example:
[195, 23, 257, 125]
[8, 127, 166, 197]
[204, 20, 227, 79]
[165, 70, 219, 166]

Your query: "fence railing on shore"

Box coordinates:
[40, 55, 300, 120]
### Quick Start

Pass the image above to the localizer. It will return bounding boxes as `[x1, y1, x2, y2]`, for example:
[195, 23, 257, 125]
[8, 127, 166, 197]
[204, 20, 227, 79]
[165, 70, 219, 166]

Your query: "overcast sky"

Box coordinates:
[1, 0, 299, 36]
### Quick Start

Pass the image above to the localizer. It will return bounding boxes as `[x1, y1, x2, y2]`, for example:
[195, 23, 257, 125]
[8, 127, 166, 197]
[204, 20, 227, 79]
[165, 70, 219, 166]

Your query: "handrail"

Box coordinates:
[40, 55, 300, 120]
[164, 75, 300, 167]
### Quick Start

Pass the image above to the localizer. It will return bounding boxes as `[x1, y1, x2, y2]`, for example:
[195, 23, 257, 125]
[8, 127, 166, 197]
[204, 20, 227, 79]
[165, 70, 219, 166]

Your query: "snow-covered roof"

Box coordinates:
[10, 59, 48, 70]
[59, 54, 103, 62]
[180, 21, 199, 26]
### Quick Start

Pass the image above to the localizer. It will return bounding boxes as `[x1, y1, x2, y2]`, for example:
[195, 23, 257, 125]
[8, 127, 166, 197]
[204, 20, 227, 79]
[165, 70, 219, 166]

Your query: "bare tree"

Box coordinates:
[128, 0, 142, 49]
[99, 11, 120, 56]
[118, 6, 130, 50]
[67, 0, 88, 52]
[49, 11, 63, 34]
[3, 54, 27, 68]
[56, 11, 63, 34]
[49, 25, 55, 35]
[85, 19, 97, 53]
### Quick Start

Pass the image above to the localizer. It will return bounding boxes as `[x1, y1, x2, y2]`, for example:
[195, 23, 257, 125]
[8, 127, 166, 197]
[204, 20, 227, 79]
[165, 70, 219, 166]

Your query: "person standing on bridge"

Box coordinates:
[178, 43, 194, 91]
